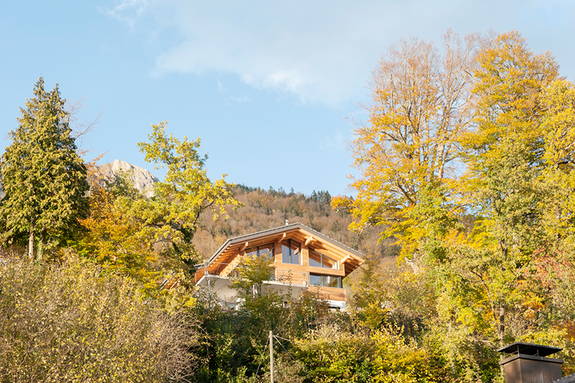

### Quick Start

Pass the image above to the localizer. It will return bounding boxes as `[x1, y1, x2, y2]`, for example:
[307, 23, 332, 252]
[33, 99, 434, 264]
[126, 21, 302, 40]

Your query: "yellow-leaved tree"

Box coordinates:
[78, 167, 161, 290]
[337, 32, 479, 261]
[134, 122, 239, 272]
[454, 31, 559, 344]
[78, 123, 239, 294]
[337, 31, 575, 380]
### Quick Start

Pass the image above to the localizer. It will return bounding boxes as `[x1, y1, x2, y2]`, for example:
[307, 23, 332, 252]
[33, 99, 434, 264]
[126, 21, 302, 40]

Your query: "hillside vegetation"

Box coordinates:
[193, 185, 391, 260]
[88, 161, 392, 260]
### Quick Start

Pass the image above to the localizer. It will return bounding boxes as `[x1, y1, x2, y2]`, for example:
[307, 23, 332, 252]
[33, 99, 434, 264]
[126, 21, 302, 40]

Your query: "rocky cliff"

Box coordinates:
[97, 160, 158, 198]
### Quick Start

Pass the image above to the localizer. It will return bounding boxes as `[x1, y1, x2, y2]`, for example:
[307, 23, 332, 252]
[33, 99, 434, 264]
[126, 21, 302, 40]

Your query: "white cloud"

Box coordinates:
[319, 130, 350, 152]
[104, 0, 149, 29]
[107, 0, 575, 105]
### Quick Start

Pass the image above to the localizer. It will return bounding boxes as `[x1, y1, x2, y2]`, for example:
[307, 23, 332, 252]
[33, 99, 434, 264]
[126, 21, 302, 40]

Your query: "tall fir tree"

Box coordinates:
[0, 78, 88, 259]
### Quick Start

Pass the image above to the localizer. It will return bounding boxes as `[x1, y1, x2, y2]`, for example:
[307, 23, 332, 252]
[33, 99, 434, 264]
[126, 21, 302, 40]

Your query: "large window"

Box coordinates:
[242, 243, 274, 281]
[245, 243, 274, 259]
[282, 239, 300, 264]
[309, 250, 338, 269]
[309, 273, 342, 288]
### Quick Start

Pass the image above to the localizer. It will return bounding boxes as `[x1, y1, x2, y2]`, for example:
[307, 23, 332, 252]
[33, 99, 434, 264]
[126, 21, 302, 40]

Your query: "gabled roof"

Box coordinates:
[204, 222, 364, 275]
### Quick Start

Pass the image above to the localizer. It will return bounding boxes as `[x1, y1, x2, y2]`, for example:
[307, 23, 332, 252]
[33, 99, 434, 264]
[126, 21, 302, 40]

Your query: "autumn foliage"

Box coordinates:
[3, 31, 575, 382]
[0, 257, 197, 382]
[338, 31, 575, 380]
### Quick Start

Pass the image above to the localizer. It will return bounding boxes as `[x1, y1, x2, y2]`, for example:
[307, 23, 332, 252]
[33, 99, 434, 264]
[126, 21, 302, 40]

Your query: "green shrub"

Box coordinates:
[293, 325, 455, 383]
[0, 257, 197, 383]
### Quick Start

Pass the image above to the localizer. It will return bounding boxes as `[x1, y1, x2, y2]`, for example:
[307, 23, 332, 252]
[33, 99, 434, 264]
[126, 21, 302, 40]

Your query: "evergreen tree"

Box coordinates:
[0, 78, 88, 259]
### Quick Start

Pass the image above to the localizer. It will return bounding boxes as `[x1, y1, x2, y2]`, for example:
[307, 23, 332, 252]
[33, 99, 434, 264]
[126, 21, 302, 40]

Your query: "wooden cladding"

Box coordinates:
[195, 224, 364, 303]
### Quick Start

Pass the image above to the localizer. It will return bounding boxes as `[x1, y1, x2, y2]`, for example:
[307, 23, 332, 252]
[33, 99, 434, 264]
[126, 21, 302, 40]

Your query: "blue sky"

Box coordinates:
[1, 1, 574, 195]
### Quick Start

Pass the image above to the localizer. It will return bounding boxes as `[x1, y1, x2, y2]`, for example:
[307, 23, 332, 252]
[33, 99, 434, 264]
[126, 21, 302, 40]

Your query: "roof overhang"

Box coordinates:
[203, 223, 364, 276]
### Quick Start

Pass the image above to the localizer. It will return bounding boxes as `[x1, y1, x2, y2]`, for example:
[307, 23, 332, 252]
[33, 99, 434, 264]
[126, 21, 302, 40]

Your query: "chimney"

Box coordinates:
[498, 342, 563, 383]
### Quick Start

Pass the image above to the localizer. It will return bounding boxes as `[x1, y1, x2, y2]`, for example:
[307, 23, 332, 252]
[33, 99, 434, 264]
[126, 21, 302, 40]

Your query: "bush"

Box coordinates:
[192, 289, 332, 382]
[0, 257, 197, 383]
[293, 326, 375, 383]
[293, 325, 454, 383]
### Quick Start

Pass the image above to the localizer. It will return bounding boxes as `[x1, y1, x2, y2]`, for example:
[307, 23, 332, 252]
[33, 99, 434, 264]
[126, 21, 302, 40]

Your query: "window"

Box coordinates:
[282, 239, 300, 264]
[309, 273, 342, 288]
[245, 243, 274, 259]
[309, 250, 338, 269]
[241, 244, 274, 281]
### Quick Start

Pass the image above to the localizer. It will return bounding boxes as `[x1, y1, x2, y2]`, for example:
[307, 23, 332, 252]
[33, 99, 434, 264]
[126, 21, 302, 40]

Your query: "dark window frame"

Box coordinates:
[282, 239, 301, 265]
[309, 273, 343, 288]
[309, 249, 338, 269]
[245, 243, 274, 259]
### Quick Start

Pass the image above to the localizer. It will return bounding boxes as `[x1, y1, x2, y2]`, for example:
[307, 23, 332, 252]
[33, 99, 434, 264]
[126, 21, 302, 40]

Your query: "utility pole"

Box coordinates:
[269, 330, 274, 383]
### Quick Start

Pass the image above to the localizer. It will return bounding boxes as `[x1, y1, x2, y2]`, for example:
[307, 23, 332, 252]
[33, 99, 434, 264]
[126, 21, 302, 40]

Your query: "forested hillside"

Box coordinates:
[89, 160, 391, 260]
[193, 185, 391, 260]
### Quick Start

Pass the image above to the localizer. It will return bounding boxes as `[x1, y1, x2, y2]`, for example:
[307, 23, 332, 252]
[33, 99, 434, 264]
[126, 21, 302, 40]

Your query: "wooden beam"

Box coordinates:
[304, 236, 314, 247]
[241, 241, 249, 251]
[276, 233, 286, 244]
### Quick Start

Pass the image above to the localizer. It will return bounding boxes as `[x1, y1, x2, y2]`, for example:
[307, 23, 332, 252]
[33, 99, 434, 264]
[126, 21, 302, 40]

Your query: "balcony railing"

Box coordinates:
[194, 264, 344, 290]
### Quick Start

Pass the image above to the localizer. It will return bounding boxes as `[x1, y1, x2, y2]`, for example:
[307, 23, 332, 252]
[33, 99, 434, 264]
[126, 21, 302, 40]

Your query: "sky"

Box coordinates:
[1, 1, 574, 195]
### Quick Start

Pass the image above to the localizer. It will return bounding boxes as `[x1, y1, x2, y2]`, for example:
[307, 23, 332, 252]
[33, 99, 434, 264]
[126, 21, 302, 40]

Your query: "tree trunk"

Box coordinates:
[27, 231, 34, 259]
[37, 232, 44, 261]
[498, 306, 505, 344]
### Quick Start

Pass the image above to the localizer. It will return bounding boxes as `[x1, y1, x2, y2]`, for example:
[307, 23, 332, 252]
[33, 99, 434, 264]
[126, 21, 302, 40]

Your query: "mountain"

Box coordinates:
[97, 160, 157, 198]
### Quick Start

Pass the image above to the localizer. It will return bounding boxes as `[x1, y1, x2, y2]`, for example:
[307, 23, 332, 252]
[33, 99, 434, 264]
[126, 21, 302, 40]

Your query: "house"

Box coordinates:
[194, 222, 364, 309]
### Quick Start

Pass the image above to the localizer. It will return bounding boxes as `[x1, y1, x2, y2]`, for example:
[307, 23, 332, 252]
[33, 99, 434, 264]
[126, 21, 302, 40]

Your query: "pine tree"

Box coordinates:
[0, 78, 88, 259]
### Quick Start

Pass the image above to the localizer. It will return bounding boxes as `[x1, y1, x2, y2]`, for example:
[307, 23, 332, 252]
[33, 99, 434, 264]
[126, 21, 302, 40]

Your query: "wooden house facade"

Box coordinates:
[194, 223, 364, 309]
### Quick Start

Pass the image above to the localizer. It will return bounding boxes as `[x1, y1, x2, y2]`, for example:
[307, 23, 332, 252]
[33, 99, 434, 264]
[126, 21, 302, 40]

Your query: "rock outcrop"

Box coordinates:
[97, 160, 157, 198]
